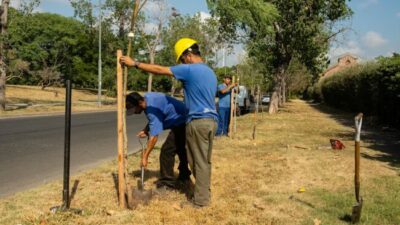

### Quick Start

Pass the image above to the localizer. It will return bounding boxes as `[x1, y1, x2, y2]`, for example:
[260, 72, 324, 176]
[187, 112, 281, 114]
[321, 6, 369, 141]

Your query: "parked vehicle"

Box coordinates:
[261, 95, 270, 105]
[236, 85, 250, 115]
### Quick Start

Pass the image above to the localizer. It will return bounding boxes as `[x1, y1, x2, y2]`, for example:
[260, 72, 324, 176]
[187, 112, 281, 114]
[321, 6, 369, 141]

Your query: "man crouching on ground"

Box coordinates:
[126, 92, 191, 192]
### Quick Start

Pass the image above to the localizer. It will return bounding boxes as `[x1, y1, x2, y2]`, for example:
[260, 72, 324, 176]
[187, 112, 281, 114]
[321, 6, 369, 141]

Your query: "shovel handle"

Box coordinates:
[138, 137, 147, 189]
[354, 113, 363, 202]
[141, 166, 145, 189]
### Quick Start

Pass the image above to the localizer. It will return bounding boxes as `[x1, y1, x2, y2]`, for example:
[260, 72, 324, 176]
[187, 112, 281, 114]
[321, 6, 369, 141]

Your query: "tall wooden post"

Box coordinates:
[234, 77, 239, 133]
[252, 85, 259, 140]
[229, 76, 235, 138]
[116, 50, 126, 208]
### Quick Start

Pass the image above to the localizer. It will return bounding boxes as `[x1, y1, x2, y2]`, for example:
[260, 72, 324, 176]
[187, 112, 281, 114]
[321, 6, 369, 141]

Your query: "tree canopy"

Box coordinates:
[207, 0, 353, 112]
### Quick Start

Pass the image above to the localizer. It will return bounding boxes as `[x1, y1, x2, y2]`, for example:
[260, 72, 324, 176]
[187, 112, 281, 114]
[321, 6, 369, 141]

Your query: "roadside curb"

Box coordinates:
[0, 109, 117, 120]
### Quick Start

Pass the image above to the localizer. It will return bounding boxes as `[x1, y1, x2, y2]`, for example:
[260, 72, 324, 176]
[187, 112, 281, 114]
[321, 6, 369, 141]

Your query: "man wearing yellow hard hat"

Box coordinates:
[120, 38, 218, 208]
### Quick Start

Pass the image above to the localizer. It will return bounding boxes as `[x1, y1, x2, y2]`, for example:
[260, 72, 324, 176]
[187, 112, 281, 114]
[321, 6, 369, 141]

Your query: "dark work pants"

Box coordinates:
[217, 107, 230, 136]
[158, 124, 191, 187]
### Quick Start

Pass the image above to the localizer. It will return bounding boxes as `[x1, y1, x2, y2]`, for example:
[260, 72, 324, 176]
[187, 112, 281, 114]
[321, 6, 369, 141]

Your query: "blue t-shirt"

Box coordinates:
[170, 63, 218, 122]
[217, 83, 231, 108]
[144, 92, 186, 137]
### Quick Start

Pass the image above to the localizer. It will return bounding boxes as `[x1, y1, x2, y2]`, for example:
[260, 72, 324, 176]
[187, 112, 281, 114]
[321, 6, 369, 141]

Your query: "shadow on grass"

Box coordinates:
[111, 173, 119, 201]
[78, 99, 116, 105]
[289, 195, 315, 208]
[308, 102, 400, 170]
[339, 214, 352, 223]
[129, 169, 159, 183]
[69, 180, 80, 206]
[6, 97, 64, 111]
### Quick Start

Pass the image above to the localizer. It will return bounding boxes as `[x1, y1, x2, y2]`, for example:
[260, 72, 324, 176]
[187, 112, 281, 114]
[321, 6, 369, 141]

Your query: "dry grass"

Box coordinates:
[0, 85, 116, 117]
[0, 100, 399, 225]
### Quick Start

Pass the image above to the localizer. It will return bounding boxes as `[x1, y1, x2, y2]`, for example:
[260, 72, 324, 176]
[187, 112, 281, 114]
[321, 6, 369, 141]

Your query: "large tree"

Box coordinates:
[157, 13, 221, 94]
[139, 0, 169, 92]
[7, 10, 94, 86]
[0, 0, 10, 111]
[207, 0, 352, 113]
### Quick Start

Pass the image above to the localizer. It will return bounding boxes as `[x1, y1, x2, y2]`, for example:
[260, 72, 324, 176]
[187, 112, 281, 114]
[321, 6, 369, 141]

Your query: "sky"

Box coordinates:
[330, 0, 400, 62]
[8, 0, 400, 66]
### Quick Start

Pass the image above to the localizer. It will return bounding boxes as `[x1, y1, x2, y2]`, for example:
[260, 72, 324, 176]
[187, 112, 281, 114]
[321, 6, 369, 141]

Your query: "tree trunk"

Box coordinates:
[281, 75, 286, 104]
[276, 67, 287, 107]
[0, 0, 10, 111]
[269, 67, 287, 114]
[268, 88, 279, 114]
[118, 16, 125, 38]
[0, 64, 5, 111]
[278, 81, 283, 107]
[170, 78, 176, 96]
[147, 51, 154, 92]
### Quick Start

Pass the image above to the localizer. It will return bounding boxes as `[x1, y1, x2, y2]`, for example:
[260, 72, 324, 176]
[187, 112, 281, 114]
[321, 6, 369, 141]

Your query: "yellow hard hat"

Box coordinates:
[174, 38, 198, 63]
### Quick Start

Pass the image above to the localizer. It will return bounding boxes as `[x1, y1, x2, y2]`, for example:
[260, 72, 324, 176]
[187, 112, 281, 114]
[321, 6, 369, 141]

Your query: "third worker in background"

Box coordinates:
[216, 75, 237, 136]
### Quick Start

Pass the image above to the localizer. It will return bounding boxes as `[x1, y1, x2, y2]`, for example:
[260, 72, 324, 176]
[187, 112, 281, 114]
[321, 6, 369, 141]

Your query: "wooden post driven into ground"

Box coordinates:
[229, 76, 236, 138]
[234, 77, 239, 134]
[116, 50, 126, 208]
[114, 0, 145, 209]
[252, 85, 259, 140]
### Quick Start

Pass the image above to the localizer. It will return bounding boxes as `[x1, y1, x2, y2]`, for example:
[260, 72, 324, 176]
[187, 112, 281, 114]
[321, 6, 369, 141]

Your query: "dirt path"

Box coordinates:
[1, 100, 399, 225]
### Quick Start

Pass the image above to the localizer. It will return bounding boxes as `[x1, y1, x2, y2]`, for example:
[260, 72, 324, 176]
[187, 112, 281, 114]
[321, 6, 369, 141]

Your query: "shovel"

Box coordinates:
[351, 113, 363, 223]
[128, 137, 153, 209]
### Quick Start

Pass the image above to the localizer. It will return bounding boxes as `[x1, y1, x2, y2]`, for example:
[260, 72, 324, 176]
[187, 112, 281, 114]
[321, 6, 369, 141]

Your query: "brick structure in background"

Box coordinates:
[322, 53, 359, 77]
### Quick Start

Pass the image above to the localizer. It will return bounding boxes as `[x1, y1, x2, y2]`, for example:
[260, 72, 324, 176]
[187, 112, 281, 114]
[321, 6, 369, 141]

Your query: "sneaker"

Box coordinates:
[156, 180, 176, 189]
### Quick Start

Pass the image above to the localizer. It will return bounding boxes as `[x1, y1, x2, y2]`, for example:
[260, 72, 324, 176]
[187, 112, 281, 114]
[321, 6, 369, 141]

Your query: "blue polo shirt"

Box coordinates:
[170, 63, 218, 122]
[144, 92, 186, 137]
[217, 83, 231, 108]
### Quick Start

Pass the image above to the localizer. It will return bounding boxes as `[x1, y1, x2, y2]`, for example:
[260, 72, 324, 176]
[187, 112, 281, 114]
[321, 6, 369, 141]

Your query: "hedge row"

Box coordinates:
[316, 54, 400, 127]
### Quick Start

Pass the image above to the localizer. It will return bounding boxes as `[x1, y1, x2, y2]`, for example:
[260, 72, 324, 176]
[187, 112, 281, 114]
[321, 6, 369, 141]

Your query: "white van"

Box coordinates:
[235, 85, 250, 115]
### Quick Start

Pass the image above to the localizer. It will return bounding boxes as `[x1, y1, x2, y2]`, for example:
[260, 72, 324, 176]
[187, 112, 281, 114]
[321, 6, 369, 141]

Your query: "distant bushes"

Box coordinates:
[316, 54, 400, 127]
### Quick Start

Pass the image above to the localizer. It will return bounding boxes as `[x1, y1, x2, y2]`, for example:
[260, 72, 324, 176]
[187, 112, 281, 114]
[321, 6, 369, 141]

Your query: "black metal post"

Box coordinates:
[62, 79, 72, 209]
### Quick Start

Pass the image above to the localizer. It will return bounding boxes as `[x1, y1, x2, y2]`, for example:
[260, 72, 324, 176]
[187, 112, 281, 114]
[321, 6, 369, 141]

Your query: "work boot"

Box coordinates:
[175, 178, 194, 198]
[180, 199, 205, 209]
[153, 185, 174, 196]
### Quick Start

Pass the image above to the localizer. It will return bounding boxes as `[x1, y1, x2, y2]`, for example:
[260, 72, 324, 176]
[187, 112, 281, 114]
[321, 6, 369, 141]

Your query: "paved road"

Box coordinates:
[0, 111, 165, 198]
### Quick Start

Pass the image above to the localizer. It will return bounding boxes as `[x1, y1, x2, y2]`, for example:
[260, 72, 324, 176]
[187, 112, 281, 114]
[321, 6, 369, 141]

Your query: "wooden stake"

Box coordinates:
[252, 85, 259, 140]
[229, 76, 235, 138]
[121, 0, 144, 209]
[116, 50, 126, 208]
[234, 77, 239, 134]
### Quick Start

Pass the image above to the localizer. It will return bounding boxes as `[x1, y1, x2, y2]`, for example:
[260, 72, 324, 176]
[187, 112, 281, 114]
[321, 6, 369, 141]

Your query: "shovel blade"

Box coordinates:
[127, 188, 153, 209]
[351, 197, 363, 224]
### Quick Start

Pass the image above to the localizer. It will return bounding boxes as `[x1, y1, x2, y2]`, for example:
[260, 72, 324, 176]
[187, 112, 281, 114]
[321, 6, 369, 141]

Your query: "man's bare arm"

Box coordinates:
[120, 56, 173, 77]
[141, 135, 158, 167]
[219, 84, 235, 94]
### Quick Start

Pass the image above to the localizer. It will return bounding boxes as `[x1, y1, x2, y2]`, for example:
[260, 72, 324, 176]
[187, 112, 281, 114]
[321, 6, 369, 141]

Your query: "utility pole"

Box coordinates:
[97, 0, 102, 106]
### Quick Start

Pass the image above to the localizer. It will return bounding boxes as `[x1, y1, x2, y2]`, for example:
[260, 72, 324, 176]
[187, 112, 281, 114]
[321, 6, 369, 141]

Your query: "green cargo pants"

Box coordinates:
[186, 118, 217, 206]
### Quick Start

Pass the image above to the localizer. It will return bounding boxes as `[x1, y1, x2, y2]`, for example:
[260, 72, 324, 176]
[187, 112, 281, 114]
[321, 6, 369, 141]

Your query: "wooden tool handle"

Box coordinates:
[354, 113, 363, 202]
